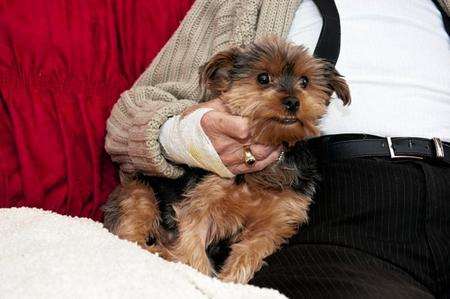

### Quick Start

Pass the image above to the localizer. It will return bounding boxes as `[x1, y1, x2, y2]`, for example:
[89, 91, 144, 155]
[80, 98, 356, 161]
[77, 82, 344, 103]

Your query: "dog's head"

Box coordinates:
[199, 36, 350, 145]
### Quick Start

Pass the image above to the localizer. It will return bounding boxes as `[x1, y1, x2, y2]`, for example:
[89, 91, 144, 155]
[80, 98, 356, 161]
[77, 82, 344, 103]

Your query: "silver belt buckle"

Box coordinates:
[386, 137, 423, 160]
[432, 137, 445, 159]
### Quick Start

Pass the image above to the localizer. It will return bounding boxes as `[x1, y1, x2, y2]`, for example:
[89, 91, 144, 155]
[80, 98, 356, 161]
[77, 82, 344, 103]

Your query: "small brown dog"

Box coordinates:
[103, 36, 350, 283]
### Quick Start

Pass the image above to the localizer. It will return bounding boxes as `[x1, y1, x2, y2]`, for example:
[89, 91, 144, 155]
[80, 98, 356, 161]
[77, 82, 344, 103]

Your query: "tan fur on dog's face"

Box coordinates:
[200, 36, 351, 145]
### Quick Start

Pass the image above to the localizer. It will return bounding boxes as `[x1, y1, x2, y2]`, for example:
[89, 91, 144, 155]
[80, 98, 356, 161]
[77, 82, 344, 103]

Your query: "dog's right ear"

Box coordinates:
[199, 47, 241, 96]
[319, 61, 351, 106]
[327, 66, 351, 106]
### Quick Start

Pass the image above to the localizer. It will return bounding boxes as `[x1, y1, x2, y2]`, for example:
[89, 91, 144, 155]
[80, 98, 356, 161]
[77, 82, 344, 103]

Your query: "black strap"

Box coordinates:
[311, 0, 341, 65]
[431, 0, 450, 36]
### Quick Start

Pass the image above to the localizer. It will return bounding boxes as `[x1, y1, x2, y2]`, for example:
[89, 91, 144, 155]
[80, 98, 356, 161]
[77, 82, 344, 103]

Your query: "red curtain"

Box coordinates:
[0, 0, 194, 220]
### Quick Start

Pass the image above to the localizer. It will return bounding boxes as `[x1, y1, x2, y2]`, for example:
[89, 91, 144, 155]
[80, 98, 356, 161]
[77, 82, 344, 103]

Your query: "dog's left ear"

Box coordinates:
[325, 63, 351, 105]
[199, 47, 241, 96]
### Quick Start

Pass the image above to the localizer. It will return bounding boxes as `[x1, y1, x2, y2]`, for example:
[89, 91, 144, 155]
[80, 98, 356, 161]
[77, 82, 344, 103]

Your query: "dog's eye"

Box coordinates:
[257, 73, 270, 85]
[299, 76, 309, 88]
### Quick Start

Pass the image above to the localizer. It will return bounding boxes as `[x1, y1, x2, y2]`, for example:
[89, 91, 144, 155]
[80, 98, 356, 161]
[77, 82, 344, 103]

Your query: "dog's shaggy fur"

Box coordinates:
[103, 36, 350, 283]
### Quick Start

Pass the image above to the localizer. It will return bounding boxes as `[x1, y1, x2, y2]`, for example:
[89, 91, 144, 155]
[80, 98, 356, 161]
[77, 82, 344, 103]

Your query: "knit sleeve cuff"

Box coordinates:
[127, 99, 197, 179]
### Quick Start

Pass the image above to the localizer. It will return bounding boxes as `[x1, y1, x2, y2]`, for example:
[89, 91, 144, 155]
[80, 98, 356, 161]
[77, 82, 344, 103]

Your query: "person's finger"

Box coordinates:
[202, 111, 250, 140]
[215, 113, 250, 140]
[219, 146, 242, 166]
[229, 148, 282, 174]
[220, 143, 278, 166]
[249, 144, 279, 161]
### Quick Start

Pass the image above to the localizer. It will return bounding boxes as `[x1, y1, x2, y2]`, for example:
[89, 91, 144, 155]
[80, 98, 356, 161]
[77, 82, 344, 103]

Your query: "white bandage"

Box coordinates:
[159, 108, 235, 178]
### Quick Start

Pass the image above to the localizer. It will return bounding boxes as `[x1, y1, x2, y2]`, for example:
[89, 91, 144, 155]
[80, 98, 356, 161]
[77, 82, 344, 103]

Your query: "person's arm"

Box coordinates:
[158, 99, 282, 177]
[105, 0, 225, 180]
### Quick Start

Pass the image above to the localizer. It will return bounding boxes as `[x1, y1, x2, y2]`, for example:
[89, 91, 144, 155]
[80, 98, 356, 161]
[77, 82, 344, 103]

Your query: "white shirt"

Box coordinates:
[287, 0, 450, 141]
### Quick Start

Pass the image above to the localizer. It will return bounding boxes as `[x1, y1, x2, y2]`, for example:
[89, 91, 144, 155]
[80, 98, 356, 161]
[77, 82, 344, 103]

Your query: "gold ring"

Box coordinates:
[243, 145, 256, 166]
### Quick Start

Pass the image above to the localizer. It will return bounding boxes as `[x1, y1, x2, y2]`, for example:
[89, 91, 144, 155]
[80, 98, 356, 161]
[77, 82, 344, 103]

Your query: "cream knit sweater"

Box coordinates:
[105, 0, 449, 181]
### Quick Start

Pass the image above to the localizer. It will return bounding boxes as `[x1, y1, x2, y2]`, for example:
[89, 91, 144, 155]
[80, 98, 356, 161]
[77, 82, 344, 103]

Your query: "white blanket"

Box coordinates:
[0, 208, 286, 299]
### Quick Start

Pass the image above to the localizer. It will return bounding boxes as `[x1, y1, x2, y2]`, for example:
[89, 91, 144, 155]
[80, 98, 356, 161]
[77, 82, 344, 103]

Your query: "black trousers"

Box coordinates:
[250, 157, 450, 298]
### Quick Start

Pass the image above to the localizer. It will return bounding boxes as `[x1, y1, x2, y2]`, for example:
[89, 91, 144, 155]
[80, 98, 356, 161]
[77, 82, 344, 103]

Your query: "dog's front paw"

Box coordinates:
[175, 250, 216, 277]
[218, 255, 257, 284]
[218, 267, 253, 284]
[144, 244, 175, 260]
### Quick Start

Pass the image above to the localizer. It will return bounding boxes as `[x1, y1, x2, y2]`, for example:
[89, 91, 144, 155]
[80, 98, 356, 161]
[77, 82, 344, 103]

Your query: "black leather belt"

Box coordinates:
[308, 134, 450, 165]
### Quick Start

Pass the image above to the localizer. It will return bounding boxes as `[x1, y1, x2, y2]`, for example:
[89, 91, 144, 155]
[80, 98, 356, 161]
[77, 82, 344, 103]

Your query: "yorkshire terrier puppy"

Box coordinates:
[103, 36, 350, 283]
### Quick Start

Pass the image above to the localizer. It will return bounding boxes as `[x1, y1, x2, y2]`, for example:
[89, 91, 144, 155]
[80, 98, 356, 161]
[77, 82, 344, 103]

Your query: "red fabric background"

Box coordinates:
[0, 0, 194, 220]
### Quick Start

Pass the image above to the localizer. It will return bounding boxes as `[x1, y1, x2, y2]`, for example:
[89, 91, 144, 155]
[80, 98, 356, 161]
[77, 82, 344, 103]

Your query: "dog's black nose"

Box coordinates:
[282, 97, 300, 113]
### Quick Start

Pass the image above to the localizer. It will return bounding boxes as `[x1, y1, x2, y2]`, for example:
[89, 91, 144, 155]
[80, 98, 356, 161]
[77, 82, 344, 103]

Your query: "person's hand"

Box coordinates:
[183, 98, 282, 175]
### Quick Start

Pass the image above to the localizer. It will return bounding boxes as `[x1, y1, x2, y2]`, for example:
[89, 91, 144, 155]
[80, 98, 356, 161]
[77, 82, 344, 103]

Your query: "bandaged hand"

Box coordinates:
[159, 98, 281, 177]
